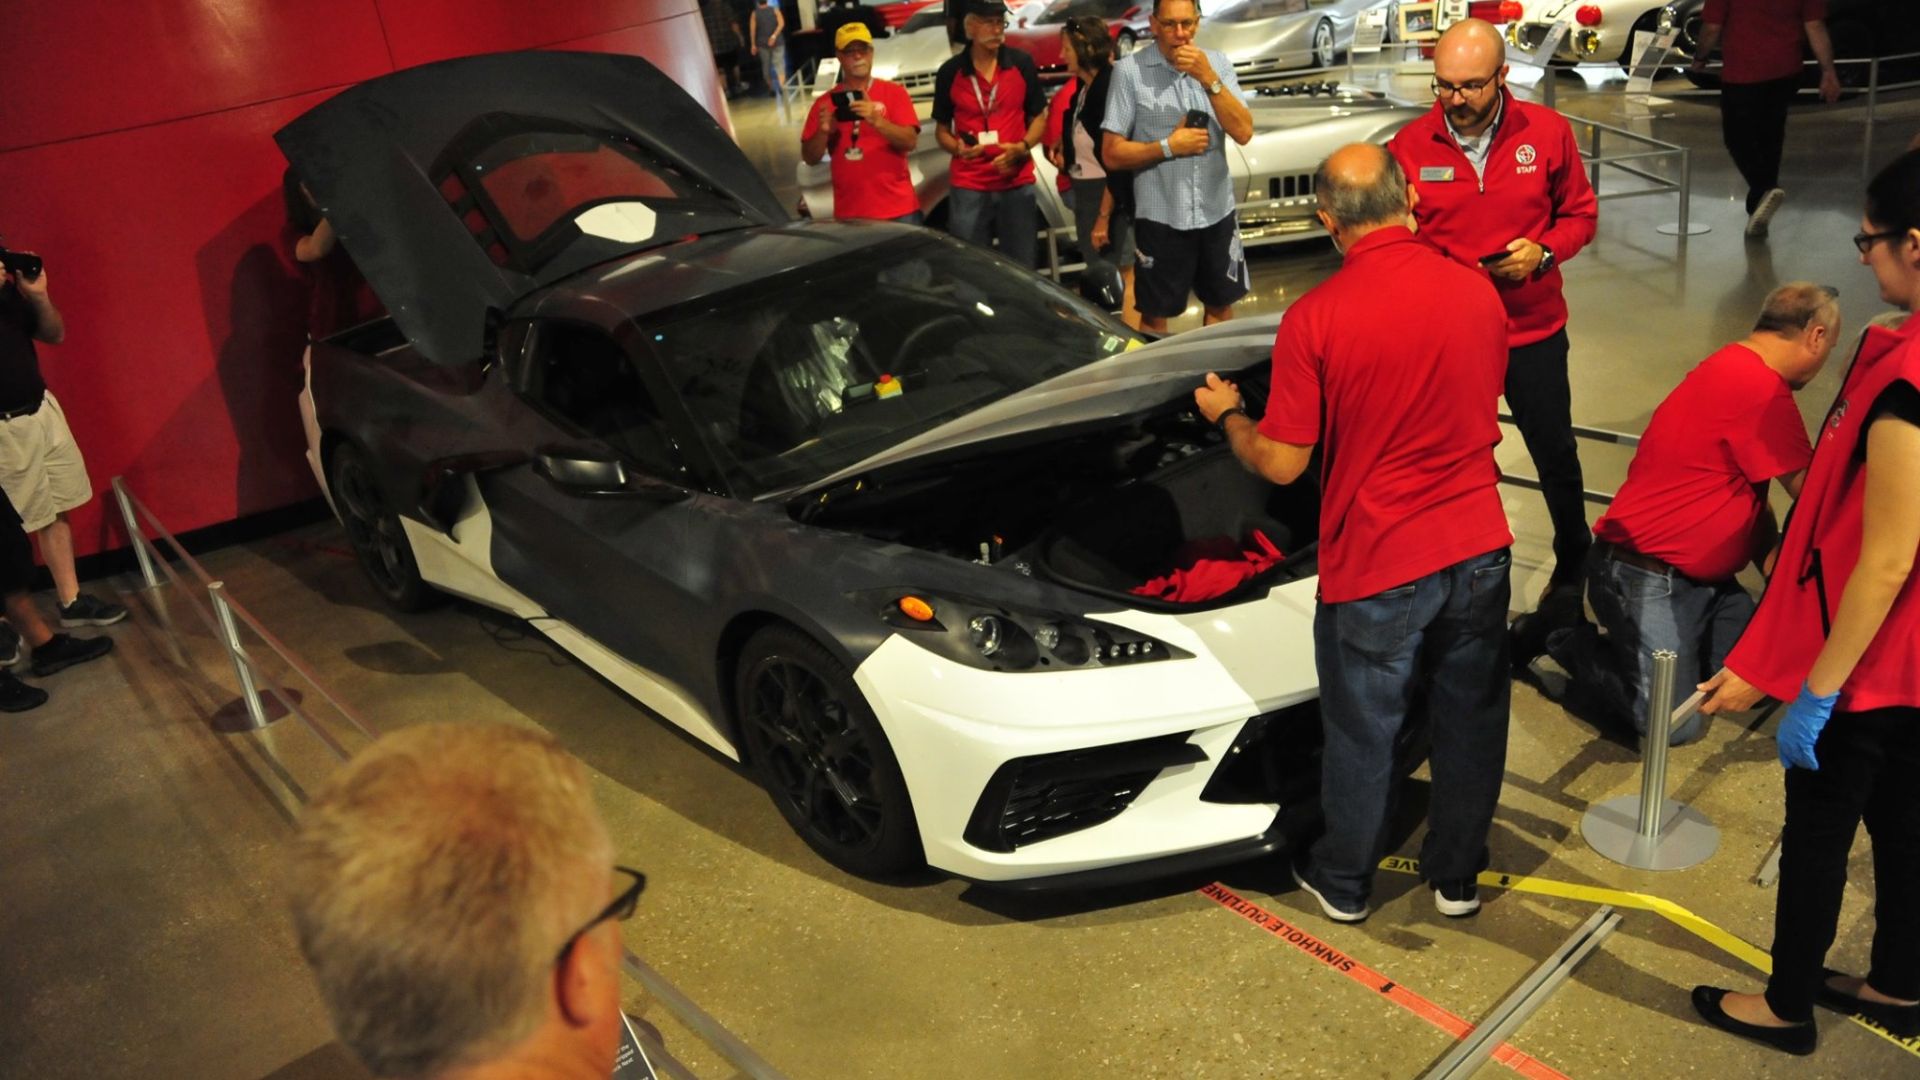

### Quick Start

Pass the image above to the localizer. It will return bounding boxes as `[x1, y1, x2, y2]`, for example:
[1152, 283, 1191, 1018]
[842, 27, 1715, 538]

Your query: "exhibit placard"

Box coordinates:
[613, 1013, 659, 1079]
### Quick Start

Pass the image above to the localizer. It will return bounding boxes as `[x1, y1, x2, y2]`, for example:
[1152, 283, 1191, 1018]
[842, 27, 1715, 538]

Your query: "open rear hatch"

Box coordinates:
[276, 51, 788, 365]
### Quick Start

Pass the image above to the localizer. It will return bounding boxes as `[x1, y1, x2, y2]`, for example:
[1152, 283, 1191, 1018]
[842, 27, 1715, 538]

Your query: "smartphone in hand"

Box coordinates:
[1478, 248, 1512, 266]
[1184, 108, 1210, 129]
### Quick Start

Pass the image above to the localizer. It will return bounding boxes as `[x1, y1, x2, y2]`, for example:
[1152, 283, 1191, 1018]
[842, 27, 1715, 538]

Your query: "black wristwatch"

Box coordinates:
[1214, 404, 1248, 432]
[1535, 245, 1557, 277]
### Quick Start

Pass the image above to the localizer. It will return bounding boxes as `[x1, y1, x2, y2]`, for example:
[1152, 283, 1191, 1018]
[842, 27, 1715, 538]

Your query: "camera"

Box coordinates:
[831, 88, 865, 121]
[0, 249, 42, 283]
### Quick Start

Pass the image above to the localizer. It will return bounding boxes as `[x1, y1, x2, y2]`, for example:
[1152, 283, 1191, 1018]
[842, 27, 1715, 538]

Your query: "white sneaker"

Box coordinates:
[1291, 861, 1370, 923]
[1746, 188, 1786, 238]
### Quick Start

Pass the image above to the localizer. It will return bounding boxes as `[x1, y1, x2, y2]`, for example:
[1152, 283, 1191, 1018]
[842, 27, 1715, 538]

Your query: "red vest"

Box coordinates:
[1726, 317, 1920, 711]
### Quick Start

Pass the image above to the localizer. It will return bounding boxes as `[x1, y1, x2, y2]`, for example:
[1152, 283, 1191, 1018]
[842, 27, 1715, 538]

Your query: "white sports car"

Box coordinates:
[283, 50, 1432, 889]
[1505, 0, 1689, 66]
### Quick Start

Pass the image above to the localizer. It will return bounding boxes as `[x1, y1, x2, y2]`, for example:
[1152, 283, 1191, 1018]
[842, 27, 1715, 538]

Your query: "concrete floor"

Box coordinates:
[6, 63, 1920, 1080]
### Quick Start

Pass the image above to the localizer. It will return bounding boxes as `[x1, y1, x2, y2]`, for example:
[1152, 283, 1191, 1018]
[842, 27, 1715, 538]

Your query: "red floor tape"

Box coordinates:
[1201, 883, 1572, 1080]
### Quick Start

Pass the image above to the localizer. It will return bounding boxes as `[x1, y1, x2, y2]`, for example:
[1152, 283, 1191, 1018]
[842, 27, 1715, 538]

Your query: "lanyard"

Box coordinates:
[968, 69, 999, 123]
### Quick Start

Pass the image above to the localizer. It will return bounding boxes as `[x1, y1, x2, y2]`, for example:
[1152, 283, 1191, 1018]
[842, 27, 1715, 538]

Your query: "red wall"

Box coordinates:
[0, 0, 728, 557]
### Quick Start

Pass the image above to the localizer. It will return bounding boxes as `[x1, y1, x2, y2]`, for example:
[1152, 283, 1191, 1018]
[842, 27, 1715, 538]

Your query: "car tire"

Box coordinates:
[1311, 19, 1336, 70]
[329, 442, 439, 612]
[1116, 29, 1137, 56]
[736, 625, 923, 878]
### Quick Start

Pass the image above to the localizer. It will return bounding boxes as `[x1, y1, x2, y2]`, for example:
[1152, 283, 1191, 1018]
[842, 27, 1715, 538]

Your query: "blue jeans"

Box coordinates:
[1308, 548, 1512, 908]
[1548, 548, 1754, 743]
[892, 210, 925, 225]
[946, 185, 1038, 269]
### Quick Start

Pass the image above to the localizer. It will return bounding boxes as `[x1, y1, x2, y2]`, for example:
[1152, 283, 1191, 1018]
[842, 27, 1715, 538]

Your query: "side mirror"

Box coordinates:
[532, 447, 687, 501]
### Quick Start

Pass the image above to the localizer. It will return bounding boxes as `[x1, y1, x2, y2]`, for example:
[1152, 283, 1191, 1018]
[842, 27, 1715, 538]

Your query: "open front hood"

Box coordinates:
[277, 51, 788, 365]
[780, 316, 1284, 500]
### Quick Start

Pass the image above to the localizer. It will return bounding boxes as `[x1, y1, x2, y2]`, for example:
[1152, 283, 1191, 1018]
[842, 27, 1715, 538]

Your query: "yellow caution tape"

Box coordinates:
[1377, 856, 1920, 1058]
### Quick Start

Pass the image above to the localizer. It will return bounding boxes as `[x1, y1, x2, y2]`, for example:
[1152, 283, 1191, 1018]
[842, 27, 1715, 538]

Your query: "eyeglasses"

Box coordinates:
[1155, 18, 1199, 31]
[1431, 76, 1498, 100]
[554, 866, 647, 963]
[1854, 229, 1904, 254]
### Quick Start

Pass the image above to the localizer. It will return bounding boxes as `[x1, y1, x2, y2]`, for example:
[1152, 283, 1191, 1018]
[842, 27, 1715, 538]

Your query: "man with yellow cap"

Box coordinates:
[802, 23, 925, 223]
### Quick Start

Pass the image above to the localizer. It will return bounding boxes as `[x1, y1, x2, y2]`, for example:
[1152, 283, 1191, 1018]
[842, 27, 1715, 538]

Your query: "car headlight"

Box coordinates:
[854, 589, 1187, 673]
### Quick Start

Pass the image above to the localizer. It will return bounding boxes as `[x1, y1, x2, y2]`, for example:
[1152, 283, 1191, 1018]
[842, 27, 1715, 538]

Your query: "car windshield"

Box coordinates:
[1035, 0, 1103, 23]
[902, 8, 947, 32]
[651, 235, 1143, 496]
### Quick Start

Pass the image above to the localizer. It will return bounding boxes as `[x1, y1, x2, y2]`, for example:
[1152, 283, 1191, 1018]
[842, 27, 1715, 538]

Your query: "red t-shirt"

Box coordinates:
[931, 47, 1046, 192]
[1259, 226, 1512, 604]
[1593, 343, 1811, 581]
[802, 78, 922, 220]
[1703, 0, 1827, 84]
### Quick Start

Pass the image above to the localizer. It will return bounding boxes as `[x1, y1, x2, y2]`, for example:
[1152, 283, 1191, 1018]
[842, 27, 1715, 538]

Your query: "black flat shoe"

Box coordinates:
[1816, 971, 1920, 1037]
[1691, 986, 1816, 1056]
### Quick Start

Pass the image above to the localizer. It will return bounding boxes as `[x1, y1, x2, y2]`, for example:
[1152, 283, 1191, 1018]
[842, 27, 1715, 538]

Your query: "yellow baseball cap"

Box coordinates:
[835, 23, 874, 50]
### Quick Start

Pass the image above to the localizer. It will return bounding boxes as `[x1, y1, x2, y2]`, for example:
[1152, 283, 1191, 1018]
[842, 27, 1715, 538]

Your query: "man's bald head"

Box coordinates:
[1435, 17, 1507, 74]
[1314, 143, 1410, 232]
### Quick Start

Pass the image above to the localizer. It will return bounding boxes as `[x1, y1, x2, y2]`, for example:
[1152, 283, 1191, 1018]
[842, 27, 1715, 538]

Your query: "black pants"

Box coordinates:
[1764, 706, 1920, 1022]
[1505, 328, 1590, 582]
[1720, 77, 1798, 214]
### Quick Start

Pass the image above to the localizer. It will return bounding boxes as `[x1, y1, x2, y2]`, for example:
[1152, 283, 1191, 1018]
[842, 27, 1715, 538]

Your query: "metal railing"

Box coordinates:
[1495, 412, 1641, 507]
[110, 475, 791, 1080]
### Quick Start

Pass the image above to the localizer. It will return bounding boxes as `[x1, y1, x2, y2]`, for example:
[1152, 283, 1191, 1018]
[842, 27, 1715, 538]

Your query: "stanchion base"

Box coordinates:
[211, 687, 301, 732]
[1582, 795, 1719, 870]
[1655, 222, 1712, 236]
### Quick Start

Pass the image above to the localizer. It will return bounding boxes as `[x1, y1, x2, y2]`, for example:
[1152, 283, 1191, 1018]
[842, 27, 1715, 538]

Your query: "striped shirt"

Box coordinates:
[1101, 44, 1244, 231]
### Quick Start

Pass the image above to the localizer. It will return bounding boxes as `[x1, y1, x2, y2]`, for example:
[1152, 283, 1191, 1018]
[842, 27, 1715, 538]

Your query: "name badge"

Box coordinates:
[1419, 166, 1456, 182]
[978, 130, 1001, 146]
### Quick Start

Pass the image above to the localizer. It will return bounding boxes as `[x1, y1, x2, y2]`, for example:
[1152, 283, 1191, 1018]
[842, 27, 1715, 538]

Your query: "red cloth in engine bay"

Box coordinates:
[1130, 530, 1284, 603]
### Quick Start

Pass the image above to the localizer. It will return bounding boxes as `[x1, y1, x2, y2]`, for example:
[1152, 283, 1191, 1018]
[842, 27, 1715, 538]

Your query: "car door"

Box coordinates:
[478, 316, 718, 705]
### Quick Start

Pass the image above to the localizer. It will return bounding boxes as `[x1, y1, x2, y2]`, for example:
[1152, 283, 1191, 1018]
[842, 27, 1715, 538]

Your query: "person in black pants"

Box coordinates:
[1690, 0, 1841, 238]
[1691, 150, 1920, 1056]
[0, 487, 114, 711]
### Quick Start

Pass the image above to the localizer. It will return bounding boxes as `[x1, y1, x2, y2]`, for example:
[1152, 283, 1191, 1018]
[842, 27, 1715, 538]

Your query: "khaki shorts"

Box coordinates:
[0, 392, 93, 533]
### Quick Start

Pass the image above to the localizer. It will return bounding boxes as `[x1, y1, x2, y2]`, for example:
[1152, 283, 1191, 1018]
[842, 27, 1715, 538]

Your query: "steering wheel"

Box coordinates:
[891, 314, 973, 374]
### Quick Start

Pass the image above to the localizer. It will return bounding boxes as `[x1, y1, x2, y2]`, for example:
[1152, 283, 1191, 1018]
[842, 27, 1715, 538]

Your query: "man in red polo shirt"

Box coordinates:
[802, 23, 924, 223]
[1389, 19, 1597, 635]
[1691, 0, 1841, 238]
[1195, 143, 1512, 925]
[932, 0, 1048, 266]
[1540, 283, 1836, 744]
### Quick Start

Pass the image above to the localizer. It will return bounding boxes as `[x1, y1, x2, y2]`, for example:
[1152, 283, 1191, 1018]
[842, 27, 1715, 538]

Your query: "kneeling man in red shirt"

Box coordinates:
[1537, 283, 1838, 744]
[1195, 143, 1512, 924]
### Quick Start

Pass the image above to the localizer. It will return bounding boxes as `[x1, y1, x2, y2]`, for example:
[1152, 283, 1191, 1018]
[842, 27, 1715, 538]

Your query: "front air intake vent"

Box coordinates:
[963, 733, 1206, 852]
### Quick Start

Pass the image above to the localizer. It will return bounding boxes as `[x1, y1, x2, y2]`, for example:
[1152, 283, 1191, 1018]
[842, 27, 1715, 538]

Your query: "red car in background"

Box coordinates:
[1005, 0, 1150, 77]
[874, 0, 943, 28]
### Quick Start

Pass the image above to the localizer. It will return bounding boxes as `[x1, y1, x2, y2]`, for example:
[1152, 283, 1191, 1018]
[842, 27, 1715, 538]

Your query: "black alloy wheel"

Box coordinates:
[736, 626, 922, 877]
[329, 443, 439, 611]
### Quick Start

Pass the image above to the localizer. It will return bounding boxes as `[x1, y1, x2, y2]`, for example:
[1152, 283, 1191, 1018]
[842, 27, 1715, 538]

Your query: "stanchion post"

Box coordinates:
[1588, 122, 1601, 193]
[111, 478, 162, 591]
[1581, 650, 1719, 870]
[1656, 147, 1709, 236]
[1865, 56, 1880, 177]
[1636, 650, 1679, 838]
[209, 581, 269, 730]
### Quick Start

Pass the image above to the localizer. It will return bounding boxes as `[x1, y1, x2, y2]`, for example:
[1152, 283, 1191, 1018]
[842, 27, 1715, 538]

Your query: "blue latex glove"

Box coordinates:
[1777, 683, 1838, 770]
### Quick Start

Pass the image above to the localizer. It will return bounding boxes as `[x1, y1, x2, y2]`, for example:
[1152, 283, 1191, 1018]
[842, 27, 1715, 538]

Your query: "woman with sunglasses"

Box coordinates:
[1692, 148, 1920, 1055]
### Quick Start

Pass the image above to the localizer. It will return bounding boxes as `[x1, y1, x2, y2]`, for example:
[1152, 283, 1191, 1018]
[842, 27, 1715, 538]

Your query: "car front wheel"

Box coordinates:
[736, 626, 922, 877]
[1311, 19, 1336, 70]
[1116, 29, 1138, 56]
[330, 442, 438, 611]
